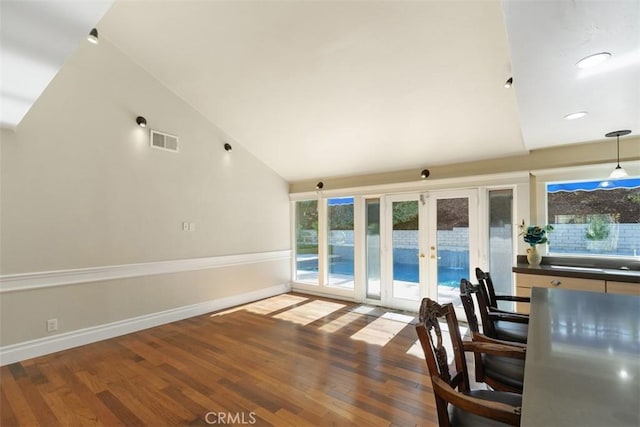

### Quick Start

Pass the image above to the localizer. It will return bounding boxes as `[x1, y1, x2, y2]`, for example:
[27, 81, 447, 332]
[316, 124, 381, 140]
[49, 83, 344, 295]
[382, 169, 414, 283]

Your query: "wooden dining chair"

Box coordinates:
[416, 298, 522, 426]
[461, 277, 529, 344]
[475, 268, 530, 314]
[459, 279, 526, 393]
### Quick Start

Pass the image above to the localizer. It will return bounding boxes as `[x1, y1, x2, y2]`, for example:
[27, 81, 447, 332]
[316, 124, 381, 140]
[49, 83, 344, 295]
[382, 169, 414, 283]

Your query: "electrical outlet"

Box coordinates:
[189, 222, 195, 232]
[47, 318, 58, 332]
[182, 221, 189, 231]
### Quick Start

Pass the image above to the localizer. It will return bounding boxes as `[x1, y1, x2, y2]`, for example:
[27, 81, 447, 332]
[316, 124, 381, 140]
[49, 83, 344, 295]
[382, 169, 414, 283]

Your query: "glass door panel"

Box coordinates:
[428, 190, 478, 315]
[392, 200, 420, 301]
[434, 197, 468, 309]
[488, 189, 515, 310]
[366, 199, 381, 300]
[295, 200, 319, 284]
[327, 197, 354, 289]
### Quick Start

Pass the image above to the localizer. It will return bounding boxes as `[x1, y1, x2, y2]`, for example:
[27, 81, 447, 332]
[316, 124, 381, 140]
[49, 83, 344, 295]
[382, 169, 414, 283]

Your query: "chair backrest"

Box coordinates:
[459, 278, 481, 334]
[459, 279, 488, 387]
[475, 267, 498, 308]
[416, 297, 522, 426]
[416, 298, 470, 426]
[460, 278, 497, 338]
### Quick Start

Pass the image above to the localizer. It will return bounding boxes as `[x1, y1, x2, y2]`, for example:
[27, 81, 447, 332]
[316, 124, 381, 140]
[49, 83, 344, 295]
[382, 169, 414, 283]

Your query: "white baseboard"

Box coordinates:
[291, 284, 358, 302]
[0, 283, 290, 366]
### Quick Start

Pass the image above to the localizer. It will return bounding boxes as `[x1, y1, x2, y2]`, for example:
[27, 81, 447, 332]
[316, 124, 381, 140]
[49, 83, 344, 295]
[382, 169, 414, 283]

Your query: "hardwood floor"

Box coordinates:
[1, 293, 441, 426]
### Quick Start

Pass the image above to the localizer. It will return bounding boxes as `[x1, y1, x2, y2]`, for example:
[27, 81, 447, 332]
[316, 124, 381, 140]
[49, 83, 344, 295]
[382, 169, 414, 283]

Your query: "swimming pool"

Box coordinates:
[298, 259, 469, 288]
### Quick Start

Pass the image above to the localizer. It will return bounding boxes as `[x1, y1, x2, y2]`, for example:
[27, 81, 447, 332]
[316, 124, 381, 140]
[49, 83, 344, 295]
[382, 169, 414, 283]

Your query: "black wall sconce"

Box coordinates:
[504, 77, 513, 88]
[420, 169, 430, 179]
[136, 116, 147, 127]
[87, 28, 99, 44]
[316, 181, 324, 190]
[224, 143, 232, 151]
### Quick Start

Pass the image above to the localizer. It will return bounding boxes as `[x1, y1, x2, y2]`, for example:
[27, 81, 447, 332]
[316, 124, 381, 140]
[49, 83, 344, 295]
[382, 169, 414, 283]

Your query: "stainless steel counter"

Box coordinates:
[521, 287, 640, 427]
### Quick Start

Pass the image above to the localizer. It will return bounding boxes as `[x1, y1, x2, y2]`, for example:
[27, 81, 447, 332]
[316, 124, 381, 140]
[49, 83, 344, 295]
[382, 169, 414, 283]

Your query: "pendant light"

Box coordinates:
[605, 130, 631, 179]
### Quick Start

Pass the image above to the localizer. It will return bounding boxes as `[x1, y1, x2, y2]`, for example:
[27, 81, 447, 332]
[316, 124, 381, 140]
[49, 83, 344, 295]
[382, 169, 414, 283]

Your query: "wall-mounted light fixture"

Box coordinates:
[420, 169, 430, 179]
[136, 116, 147, 127]
[316, 182, 324, 190]
[605, 130, 631, 179]
[224, 143, 232, 151]
[87, 28, 99, 44]
[504, 77, 513, 88]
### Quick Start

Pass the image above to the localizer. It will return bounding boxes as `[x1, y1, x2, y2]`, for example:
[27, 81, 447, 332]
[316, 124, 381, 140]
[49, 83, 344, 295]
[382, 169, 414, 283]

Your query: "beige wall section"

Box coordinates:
[0, 259, 289, 346]
[289, 136, 640, 193]
[0, 39, 290, 274]
[0, 39, 291, 351]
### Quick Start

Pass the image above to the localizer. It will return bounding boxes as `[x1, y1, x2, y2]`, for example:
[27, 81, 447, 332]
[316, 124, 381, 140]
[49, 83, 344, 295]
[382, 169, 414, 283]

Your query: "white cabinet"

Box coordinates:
[606, 280, 640, 295]
[515, 273, 606, 314]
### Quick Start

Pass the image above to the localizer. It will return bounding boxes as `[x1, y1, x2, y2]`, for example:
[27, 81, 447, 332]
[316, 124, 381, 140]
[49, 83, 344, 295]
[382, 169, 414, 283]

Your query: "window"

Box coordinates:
[295, 200, 319, 283]
[547, 177, 640, 258]
[488, 189, 514, 308]
[327, 197, 354, 289]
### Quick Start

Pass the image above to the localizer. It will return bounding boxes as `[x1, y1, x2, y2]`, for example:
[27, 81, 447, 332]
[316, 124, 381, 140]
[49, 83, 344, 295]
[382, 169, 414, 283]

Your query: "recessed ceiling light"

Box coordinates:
[576, 52, 611, 69]
[564, 111, 588, 120]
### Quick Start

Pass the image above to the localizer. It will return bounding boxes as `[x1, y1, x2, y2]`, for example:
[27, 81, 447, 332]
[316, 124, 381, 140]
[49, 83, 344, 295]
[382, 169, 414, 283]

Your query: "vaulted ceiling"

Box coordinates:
[2, 1, 638, 182]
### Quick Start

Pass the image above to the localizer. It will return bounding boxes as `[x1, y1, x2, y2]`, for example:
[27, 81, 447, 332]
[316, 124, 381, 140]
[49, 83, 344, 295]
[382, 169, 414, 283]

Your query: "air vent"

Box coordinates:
[150, 129, 179, 153]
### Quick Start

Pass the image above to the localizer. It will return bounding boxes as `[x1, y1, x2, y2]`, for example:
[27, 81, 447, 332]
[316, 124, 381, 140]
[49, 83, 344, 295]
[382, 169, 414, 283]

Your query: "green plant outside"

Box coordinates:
[585, 216, 611, 241]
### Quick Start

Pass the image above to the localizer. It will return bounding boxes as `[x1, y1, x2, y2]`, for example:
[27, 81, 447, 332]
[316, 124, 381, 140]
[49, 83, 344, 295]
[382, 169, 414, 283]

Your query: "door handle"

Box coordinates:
[429, 245, 437, 259]
[419, 253, 426, 258]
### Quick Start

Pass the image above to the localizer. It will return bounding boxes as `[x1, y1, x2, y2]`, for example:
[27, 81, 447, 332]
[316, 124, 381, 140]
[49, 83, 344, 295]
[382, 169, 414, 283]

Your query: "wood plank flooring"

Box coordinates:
[1, 293, 440, 426]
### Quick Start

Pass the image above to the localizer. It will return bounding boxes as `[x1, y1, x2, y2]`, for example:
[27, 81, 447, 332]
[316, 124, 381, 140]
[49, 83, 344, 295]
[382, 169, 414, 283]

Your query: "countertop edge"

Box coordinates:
[513, 263, 640, 283]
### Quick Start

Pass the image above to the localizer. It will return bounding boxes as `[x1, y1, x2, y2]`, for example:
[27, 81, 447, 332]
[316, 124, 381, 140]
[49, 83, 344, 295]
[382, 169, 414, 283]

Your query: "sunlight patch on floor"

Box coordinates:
[350, 305, 379, 315]
[406, 339, 425, 359]
[210, 294, 308, 317]
[273, 300, 346, 325]
[380, 312, 415, 323]
[350, 315, 408, 347]
[243, 294, 309, 315]
[319, 311, 363, 333]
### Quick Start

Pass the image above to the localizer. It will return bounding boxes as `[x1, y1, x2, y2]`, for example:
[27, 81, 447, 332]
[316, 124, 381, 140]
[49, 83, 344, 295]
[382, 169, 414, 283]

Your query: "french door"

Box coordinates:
[378, 190, 478, 312]
[380, 194, 425, 311]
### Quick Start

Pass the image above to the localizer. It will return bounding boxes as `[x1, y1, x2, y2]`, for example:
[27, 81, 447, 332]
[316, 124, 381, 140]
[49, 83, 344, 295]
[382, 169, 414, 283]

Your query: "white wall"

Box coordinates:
[0, 39, 291, 351]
